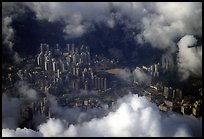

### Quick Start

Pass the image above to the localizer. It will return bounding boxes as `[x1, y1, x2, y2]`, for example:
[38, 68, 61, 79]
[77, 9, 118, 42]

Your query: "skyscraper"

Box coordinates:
[164, 87, 169, 99]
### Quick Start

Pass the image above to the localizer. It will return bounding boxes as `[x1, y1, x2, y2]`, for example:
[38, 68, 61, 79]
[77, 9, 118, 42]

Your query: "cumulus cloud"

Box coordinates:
[116, 68, 133, 83]
[2, 2, 202, 49]
[2, 128, 42, 137]
[16, 81, 38, 101]
[117, 67, 151, 85]
[23, 2, 114, 38]
[133, 67, 151, 85]
[2, 2, 24, 63]
[2, 94, 202, 137]
[177, 35, 202, 80]
[136, 2, 202, 52]
[63, 23, 91, 39]
[2, 16, 22, 63]
[2, 17, 14, 50]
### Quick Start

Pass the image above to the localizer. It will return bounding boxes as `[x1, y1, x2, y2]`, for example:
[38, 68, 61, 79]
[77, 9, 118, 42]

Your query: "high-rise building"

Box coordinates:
[44, 59, 52, 71]
[46, 44, 49, 52]
[45, 61, 48, 71]
[52, 61, 57, 72]
[172, 90, 176, 99]
[94, 77, 98, 89]
[154, 64, 158, 72]
[76, 67, 79, 77]
[87, 52, 91, 64]
[73, 67, 76, 76]
[72, 44, 75, 53]
[81, 52, 84, 63]
[67, 44, 70, 52]
[101, 78, 104, 90]
[150, 65, 154, 72]
[84, 80, 88, 90]
[104, 78, 107, 90]
[164, 87, 169, 99]
[62, 63, 65, 71]
[76, 80, 80, 90]
[37, 55, 41, 65]
[57, 69, 60, 78]
[97, 78, 101, 89]
[75, 47, 78, 53]
[37, 52, 44, 67]
[73, 54, 77, 64]
[176, 89, 182, 99]
[169, 87, 173, 99]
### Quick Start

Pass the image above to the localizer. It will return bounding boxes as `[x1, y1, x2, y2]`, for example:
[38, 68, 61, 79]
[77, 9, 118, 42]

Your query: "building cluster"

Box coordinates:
[142, 63, 160, 77]
[18, 97, 51, 129]
[2, 42, 202, 130]
[163, 87, 182, 100]
[142, 55, 174, 78]
[36, 43, 108, 94]
[67, 97, 101, 109]
[158, 87, 201, 117]
[180, 99, 202, 117]
[37, 43, 91, 71]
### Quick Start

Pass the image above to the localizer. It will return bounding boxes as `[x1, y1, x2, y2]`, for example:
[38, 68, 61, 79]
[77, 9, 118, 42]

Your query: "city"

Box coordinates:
[2, 2, 202, 137]
[2, 42, 202, 131]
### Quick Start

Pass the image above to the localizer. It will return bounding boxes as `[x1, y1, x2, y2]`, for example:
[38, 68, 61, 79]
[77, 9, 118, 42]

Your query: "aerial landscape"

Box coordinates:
[2, 2, 202, 137]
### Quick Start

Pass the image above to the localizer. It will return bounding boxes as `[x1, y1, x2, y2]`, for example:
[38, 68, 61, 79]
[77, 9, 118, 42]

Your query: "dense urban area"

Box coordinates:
[2, 43, 202, 130]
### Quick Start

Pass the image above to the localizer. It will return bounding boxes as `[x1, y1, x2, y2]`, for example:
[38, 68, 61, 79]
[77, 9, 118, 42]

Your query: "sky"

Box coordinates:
[2, 2, 202, 137]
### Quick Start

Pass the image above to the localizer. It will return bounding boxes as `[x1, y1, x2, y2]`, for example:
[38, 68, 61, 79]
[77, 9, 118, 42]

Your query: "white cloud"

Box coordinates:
[2, 16, 14, 51]
[136, 2, 201, 52]
[3, 2, 202, 49]
[2, 3, 24, 63]
[177, 35, 202, 80]
[116, 68, 133, 83]
[63, 23, 90, 39]
[16, 81, 38, 101]
[2, 128, 42, 137]
[23, 2, 113, 38]
[2, 3, 202, 136]
[133, 67, 151, 85]
[2, 94, 202, 137]
[116, 67, 151, 85]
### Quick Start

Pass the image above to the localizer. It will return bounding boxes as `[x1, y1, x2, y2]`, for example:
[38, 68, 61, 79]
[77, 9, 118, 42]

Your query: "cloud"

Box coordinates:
[177, 35, 202, 80]
[2, 2, 24, 63]
[2, 3, 202, 136]
[136, 2, 202, 52]
[133, 67, 151, 85]
[2, 16, 14, 51]
[63, 23, 91, 39]
[116, 67, 151, 85]
[117, 67, 151, 85]
[3, 93, 202, 137]
[2, 95, 21, 129]
[23, 2, 114, 38]
[2, 16, 22, 64]
[116, 68, 133, 83]
[2, 81, 39, 129]
[16, 81, 38, 101]
[2, 2, 202, 49]
[2, 128, 42, 137]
